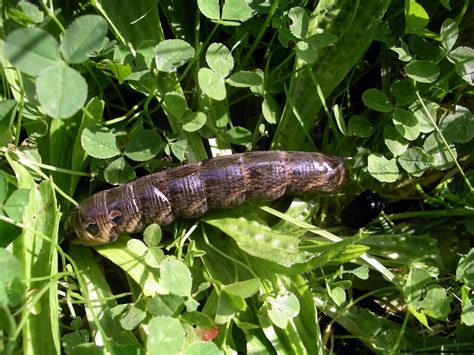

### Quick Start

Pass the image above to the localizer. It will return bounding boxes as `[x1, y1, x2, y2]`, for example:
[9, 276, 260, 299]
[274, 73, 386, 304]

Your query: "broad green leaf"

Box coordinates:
[423, 132, 457, 170]
[383, 125, 409, 157]
[224, 278, 260, 299]
[208, 103, 229, 128]
[405, 60, 440, 83]
[0, 172, 8, 203]
[448, 46, 474, 84]
[136, 40, 159, 69]
[223, 126, 252, 145]
[69, 246, 140, 349]
[362, 233, 443, 275]
[330, 287, 346, 306]
[198, 68, 226, 100]
[0, 100, 17, 124]
[104, 157, 136, 185]
[7, 159, 61, 354]
[3, 188, 30, 222]
[222, 0, 254, 23]
[215, 290, 243, 324]
[197, 0, 220, 20]
[4, 27, 61, 76]
[155, 39, 195, 73]
[267, 292, 300, 328]
[36, 64, 88, 119]
[124, 129, 162, 161]
[202, 206, 310, 267]
[147, 316, 185, 355]
[411, 100, 437, 133]
[456, 249, 474, 287]
[170, 139, 188, 162]
[95, 237, 165, 296]
[183, 342, 221, 355]
[405, 0, 429, 31]
[391, 41, 412, 62]
[348, 115, 374, 138]
[145, 247, 165, 268]
[81, 124, 120, 159]
[362, 88, 394, 113]
[351, 265, 369, 280]
[417, 287, 451, 320]
[119, 304, 147, 331]
[143, 224, 162, 247]
[163, 92, 188, 118]
[461, 286, 474, 326]
[404, 267, 431, 303]
[295, 40, 319, 64]
[226, 71, 263, 87]
[159, 257, 192, 297]
[0, 101, 16, 147]
[181, 111, 207, 132]
[288, 7, 309, 40]
[0, 125, 12, 148]
[8, 2, 44, 25]
[439, 105, 474, 144]
[440, 18, 457, 52]
[392, 108, 420, 141]
[0, 248, 24, 308]
[398, 147, 433, 177]
[306, 33, 337, 48]
[147, 294, 184, 317]
[60, 15, 108, 63]
[367, 154, 399, 183]
[206, 43, 234, 78]
[391, 79, 416, 106]
[262, 95, 280, 124]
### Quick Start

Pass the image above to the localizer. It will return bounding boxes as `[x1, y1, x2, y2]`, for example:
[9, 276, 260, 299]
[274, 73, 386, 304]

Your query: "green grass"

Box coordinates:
[1, 0, 473, 353]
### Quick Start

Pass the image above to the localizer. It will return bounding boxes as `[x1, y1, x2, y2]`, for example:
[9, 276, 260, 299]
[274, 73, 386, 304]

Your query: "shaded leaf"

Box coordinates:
[60, 15, 108, 63]
[124, 129, 162, 161]
[206, 43, 234, 78]
[362, 88, 394, 112]
[36, 64, 88, 119]
[367, 154, 399, 183]
[405, 60, 439, 83]
[155, 39, 195, 73]
[81, 124, 120, 159]
[104, 157, 136, 185]
[198, 68, 226, 100]
[4, 27, 61, 76]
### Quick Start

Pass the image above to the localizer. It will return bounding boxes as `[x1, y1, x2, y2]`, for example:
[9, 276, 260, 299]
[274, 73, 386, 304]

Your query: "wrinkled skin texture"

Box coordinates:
[68, 151, 348, 245]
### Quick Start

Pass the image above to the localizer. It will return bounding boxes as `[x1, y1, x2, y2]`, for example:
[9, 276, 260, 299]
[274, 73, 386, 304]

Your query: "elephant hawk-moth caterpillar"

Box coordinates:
[68, 151, 347, 245]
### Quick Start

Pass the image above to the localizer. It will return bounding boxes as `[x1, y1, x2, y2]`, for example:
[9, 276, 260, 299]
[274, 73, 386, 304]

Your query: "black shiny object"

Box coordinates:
[341, 190, 385, 228]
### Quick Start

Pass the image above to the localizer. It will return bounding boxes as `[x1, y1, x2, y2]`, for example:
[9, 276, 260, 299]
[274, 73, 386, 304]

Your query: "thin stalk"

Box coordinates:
[416, 92, 473, 192]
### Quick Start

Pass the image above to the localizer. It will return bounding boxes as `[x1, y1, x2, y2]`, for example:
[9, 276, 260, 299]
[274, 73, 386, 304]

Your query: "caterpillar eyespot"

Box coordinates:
[68, 151, 348, 245]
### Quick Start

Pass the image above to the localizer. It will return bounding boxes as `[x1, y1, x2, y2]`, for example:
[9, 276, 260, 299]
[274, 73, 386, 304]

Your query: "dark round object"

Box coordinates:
[341, 190, 385, 229]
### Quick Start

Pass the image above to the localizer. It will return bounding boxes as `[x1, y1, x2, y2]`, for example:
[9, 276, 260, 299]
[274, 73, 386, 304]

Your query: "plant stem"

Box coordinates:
[416, 92, 473, 193]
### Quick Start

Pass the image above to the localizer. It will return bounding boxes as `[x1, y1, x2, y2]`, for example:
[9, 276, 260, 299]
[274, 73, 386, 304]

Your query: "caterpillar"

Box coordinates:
[68, 151, 348, 245]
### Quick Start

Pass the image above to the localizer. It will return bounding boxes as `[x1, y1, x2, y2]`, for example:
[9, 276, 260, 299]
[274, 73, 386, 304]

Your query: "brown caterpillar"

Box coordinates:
[68, 151, 347, 245]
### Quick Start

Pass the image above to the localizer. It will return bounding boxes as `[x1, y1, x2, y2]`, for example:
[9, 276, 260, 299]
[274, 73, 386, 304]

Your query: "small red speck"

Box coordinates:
[195, 325, 219, 342]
